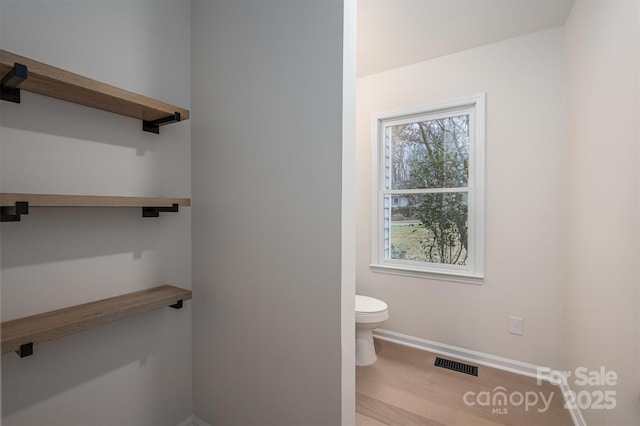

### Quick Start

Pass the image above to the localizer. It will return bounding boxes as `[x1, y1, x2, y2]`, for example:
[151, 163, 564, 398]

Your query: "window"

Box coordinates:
[371, 94, 485, 283]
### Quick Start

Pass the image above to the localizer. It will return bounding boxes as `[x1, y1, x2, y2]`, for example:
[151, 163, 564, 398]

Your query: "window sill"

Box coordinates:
[370, 264, 484, 285]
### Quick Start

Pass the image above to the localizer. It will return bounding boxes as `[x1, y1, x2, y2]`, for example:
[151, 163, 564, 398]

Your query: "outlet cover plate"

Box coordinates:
[509, 316, 524, 335]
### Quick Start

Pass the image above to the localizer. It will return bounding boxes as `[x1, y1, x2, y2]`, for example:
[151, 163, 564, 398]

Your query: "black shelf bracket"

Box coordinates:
[142, 112, 181, 134]
[16, 342, 33, 358]
[169, 300, 183, 309]
[1, 62, 28, 103]
[1, 201, 29, 222]
[142, 203, 179, 218]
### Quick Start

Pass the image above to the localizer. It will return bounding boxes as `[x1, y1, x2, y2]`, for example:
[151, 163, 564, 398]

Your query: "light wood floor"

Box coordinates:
[356, 339, 573, 426]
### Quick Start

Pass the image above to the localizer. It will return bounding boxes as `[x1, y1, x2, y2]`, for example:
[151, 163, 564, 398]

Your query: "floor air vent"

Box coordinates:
[434, 357, 478, 376]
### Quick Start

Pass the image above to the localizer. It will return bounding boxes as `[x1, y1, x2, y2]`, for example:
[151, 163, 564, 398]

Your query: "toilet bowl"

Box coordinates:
[356, 295, 389, 366]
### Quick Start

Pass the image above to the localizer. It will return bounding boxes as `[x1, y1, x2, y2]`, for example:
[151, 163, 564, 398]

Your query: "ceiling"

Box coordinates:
[357, 0, 575, 77]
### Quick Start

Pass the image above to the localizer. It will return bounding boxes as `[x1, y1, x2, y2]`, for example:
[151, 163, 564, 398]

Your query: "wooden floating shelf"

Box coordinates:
[0, 50, 189, 133]
[1, 285, 192, 357]
[0, 193, 191, 221]
[0, 193, 191, 208]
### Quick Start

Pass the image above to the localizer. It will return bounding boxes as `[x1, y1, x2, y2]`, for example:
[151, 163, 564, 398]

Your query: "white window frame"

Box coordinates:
[370, 94, 485, 284]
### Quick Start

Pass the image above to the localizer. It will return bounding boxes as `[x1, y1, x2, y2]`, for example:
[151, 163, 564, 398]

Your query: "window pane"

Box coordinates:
[386, 115, 469, 190]
[386, 193, 468, 265]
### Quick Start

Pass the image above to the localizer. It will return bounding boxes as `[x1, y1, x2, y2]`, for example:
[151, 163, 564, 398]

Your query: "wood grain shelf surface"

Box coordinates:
[0, 193, 191, 208]
[1, 285, 192, 354]
[0, 50, 190, 122]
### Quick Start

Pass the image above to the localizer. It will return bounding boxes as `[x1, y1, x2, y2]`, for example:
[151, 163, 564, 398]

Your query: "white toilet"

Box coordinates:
[355, 295, 389, 366]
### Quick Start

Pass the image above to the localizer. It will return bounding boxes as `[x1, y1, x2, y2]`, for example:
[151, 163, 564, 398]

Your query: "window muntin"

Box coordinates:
[372, 95, 484, 281]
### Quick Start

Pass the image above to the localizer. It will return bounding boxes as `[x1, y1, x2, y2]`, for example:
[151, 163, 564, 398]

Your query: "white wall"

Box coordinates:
[563, 1, 640, 424]
[191, 1, 343, 425]
[0, 1, 192, 425]
[356, 28, 566, 367]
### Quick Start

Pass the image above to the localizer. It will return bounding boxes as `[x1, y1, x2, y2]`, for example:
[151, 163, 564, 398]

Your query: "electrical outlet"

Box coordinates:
[509, 316, 524, 335]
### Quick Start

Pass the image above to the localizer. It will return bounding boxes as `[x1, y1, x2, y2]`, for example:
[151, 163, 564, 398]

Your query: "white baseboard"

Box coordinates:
[176, 415, 212, 426]
[373, 329, 585, 426]
[374, 329, 546, 379]
[558, 380, 587, 426]
[176, 415, 194, 426]
[193, 416, 212, 426]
